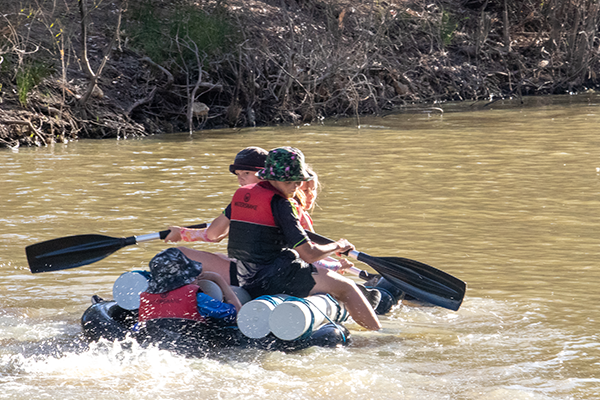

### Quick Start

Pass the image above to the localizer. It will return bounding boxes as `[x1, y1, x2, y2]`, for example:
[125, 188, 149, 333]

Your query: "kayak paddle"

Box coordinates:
[25, 223, 382, 282]
[26, 224, 208, 273]
[306, 231, 466, 311]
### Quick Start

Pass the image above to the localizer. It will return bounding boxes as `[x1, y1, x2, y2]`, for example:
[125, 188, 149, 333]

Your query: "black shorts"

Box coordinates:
[229, 260, 239, 286]
[234, 250, 317, 299]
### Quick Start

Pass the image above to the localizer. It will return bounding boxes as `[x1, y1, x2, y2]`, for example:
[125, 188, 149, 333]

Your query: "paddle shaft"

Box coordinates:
[305, 230, 466, 311]
[26, 224, 208, 273]
[137, 223, 207, 243]
[307, 232, 376, 275]
[26, 223, 377, 280]
[348, 266, 376, 280]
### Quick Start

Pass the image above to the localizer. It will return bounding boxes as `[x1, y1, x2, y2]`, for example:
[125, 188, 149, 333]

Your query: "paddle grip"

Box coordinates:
[349, 267, 377, 281]
[359, 270, 377, 281]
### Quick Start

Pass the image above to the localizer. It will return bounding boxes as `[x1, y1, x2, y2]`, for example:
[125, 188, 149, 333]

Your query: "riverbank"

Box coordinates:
[1, 0, 599, 148]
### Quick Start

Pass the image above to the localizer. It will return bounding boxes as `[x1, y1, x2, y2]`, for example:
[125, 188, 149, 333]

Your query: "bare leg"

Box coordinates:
[310, 268, 381, 331]
[177, 247, 232, 285]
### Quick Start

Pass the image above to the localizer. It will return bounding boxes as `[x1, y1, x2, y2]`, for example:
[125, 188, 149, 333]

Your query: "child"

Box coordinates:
[294, 166, 353, 273]
[229, 146, 268, 187]
[297, 165, 319, 213]
[138, 248, 242, 328]
[294, 167, 382, 311]
[201, 147, 381, 331]
[165, 146, 267, 243]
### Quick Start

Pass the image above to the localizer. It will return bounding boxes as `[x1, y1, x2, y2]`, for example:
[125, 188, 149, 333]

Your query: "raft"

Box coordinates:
[79, 265, 406, 355]
[81, 297, 351, 354]
[80, 270, 353, 354]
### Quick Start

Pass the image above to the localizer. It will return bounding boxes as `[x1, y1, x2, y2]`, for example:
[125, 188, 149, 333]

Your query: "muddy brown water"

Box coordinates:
[1, 94, 599, 399]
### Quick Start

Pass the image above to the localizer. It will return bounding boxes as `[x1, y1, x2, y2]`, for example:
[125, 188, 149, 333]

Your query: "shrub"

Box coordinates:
[15, 62, 52, 107]
[125, 2, 240, 66]
[440, 10, 457, 47]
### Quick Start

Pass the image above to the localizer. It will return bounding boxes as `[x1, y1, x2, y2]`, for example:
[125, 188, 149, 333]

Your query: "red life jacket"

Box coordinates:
[139, 284, 206, 323]
[230, 181, 279, 226]
[227, 181, 288, 264]
[291, 198, 314, 231]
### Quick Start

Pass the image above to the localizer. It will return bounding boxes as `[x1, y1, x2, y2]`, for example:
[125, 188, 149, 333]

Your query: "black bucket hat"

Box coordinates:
[229, 147, 268, 174]
[146, 248, 203, 294]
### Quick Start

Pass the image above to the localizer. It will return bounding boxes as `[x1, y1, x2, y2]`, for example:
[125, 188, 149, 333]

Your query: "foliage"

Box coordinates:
[440, 10, 457, 47]
[125, 2, 240, 67]
[15, 62, 52, 107]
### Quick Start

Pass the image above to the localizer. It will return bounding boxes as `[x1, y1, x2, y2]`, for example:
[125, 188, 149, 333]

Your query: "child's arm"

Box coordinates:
[197, 271, 242, 311]
[313, 257, 354, 273]
[164, 213, 230, 243]
[203, 214, 230, 242]
[164, 226, 210, 242]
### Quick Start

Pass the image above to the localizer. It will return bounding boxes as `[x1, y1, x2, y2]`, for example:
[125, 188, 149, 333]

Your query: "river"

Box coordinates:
[1, 94, 599, 399]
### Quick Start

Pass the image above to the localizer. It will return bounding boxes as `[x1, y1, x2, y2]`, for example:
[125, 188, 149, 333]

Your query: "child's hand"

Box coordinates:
[334, 239, 355, 257]
[196, 271, 242, 311]
[337, 258, 354, 274]
[164, 226, 182, 242]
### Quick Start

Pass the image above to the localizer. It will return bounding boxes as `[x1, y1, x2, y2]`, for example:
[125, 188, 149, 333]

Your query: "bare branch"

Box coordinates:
[78, 0, 125, 106]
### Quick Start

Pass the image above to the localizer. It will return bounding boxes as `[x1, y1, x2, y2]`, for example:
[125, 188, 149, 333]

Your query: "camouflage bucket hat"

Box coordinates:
[146, 248, 203, 294]
[257, 147, 313, 182]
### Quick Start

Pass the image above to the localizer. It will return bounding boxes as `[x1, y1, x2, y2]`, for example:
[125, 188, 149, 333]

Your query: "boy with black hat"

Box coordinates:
[229, 146, 268, 187]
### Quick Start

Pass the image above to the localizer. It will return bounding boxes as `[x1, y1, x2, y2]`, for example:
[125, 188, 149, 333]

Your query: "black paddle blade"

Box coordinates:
[26, 234, 136, 273]
[304, 230, 466, 309]
[356, 253, 466, 311]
